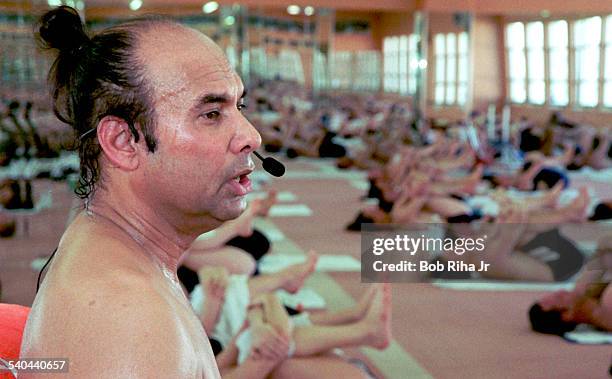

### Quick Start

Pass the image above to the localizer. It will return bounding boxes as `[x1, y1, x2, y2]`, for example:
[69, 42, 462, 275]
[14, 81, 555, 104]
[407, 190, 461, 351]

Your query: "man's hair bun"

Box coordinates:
[37, 6, 89, 52]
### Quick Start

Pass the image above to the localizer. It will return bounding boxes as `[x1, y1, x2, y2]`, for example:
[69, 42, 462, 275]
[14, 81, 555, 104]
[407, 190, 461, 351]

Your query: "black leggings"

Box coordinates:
[590, 203, 612, 221]
[226, 229, 271, 262]
[430, 228, 584, 281]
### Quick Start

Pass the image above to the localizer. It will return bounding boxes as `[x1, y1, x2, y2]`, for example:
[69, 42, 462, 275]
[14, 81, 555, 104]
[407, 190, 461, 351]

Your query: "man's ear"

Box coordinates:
[96, 116, 140, 170]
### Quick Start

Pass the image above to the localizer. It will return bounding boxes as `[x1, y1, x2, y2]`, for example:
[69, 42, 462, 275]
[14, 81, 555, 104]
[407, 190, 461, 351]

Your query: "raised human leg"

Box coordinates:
[248, 251, 318, 296]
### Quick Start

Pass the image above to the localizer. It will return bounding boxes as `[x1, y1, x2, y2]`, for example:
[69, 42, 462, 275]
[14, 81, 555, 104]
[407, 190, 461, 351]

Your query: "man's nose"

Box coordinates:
[232, 114, 262, 155]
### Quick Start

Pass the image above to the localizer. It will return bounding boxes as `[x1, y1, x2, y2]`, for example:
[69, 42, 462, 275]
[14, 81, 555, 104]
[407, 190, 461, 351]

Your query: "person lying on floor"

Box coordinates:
[478, 184, 591, 224]
[349, 168, 589, 230]
[483, 141, 575, 191]
[590, 200, 612, 221]
[518, 116, 610, 171]
[347, 141, 484, 229]
[584, 131, 612, 170]
[434, 205, 589, 282]
[529, 234, 612, 333]
[348, 136, 591, 230]
[561, 125, 611, 170]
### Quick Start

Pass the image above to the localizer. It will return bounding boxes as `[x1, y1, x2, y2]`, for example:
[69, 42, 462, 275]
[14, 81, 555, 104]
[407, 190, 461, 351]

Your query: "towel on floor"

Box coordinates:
[564, 325, 612, 345]
[259, 254, 361, 274]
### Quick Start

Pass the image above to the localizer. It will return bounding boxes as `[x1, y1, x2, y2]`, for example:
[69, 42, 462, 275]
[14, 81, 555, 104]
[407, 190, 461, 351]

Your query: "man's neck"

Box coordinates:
[85, 188, 211, 274]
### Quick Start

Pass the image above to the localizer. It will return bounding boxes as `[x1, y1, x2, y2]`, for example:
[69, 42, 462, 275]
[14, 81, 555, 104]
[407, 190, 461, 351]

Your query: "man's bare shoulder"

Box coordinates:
[22, 217, 200, 377]
[24, 269, 200, 378]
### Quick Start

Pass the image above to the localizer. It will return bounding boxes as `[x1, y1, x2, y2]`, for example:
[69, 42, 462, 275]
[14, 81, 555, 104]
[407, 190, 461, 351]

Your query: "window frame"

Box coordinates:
[433, 31, 469, 107]
[505, 14, 612, 111]
[383, 34, 419, 96]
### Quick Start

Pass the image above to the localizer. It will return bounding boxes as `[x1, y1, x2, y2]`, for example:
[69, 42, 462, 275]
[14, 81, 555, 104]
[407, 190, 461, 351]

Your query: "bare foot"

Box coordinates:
[561, 142, 575, 164]
[352, 285, 377, 322]
[235, 219, 254, 238]
[456, 164, 483, 195]
[230, 201, 260, 237]
[256, 189, 278, 217]
[361, 284, 392, 350]
[544, 182, 563, 208]
[461, 181, 479, 196]
[281, 251, 318, 294]
[568, 187, 590, 222]
[470, 163, 484, 181]
[517, 160, 545, 190]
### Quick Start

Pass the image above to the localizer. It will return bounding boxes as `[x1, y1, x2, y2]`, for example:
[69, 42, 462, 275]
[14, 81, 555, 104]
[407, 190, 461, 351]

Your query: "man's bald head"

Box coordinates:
[134, 23, 234, 106]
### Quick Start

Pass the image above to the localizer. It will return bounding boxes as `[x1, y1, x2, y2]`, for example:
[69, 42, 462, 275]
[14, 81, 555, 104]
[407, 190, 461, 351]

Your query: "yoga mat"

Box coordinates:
[259, 111, 282, 124]
[576, 241, 598, 255]
[564, 326, 612, 345]
[249, 171, 271, 185]
[362, 198, 379, 206]
[247, 191, 297, 203]
[268, 204, 313, 217]
[246, 192, 267, 201]
[30, 257, 48, 272]
[466, 195, 500, 216]
[316, 255, 362, 272]
[568, 167, 612, 182]
[283, 170, 366, 180]
[262, 228, 286, 242]
[350, 180, 370, 191]
[277, 191, 297, 202]
[259, 254, 362, 274]
[432, 280, 575, 291]
[305, 273, 432, 379]
[276, 288, 326, 310]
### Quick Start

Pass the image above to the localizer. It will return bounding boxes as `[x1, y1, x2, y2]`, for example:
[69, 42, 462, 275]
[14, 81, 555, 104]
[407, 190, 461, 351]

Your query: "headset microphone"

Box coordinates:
[253, 151, 285, 177]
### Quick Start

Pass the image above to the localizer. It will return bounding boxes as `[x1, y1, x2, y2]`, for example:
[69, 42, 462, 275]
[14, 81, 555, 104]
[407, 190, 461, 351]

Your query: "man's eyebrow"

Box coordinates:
[195, 90, 247, 107]
[197, 93, 230, 105]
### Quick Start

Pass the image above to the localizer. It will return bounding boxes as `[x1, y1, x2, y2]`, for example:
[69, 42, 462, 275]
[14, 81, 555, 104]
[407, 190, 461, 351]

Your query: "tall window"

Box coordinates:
[434, 34, 446, 104]
[329, 51, 380, 91]
[330, 51, 353, 89]
[548, 20, 569, 106]
[574, 16, 602, 107]
[506, 22, 527, 103]
[398, 35, 409, 94]
[434, 32, 469, 106]
[507, 15, 612, 108]
[383, 34, 418, 95]
[354, 51, 381, 91]
[526, 22, 545, 104]
[383, 37, 399, 93]
[278, 49, 305, 84]
[457, 32, 469, 106]
[445, 33, 457, 104]
[604, 15, 612, 107]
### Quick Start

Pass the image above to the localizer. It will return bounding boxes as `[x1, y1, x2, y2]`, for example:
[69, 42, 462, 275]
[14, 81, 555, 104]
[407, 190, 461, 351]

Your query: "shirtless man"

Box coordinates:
[20, 6, 270, 378]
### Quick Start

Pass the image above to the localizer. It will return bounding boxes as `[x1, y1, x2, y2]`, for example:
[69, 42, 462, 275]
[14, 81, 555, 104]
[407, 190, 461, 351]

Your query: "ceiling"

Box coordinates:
[1, 0, 611, 17]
